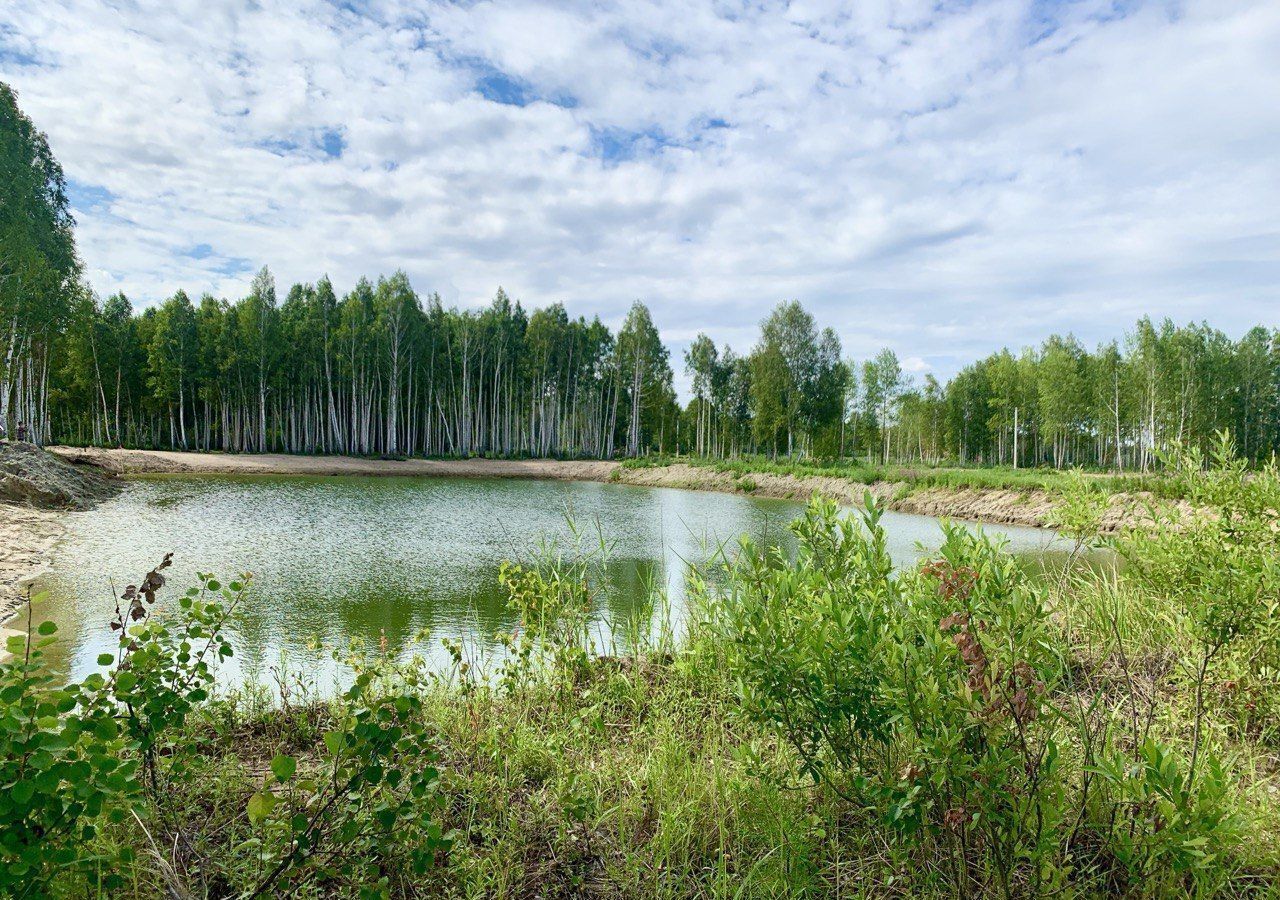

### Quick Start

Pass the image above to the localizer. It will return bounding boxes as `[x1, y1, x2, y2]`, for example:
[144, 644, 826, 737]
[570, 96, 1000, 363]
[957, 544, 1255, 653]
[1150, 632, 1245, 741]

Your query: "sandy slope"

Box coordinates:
[49, 446, 621, 481]
[613, 463, 1151, 531]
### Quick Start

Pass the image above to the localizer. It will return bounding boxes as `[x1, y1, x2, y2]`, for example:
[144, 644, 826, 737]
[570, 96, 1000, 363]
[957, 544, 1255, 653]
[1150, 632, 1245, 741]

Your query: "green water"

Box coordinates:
[27, 475, 1059, 691]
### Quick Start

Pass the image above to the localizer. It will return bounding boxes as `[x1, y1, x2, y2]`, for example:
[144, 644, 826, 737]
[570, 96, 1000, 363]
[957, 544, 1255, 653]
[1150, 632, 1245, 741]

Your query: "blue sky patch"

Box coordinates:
[590, 126, 673, 164]
[66, 179, 114, 212]
[257, 137, 300, 156]
[467, 60, 577, 109]
[318, 127, 346, 159]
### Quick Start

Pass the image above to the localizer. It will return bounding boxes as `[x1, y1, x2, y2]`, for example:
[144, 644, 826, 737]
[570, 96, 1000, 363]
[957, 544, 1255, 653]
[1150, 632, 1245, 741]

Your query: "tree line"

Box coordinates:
[54, 274, 680, 459]
[42, 283, 1280, 471]
[5, 80, 1279, 469]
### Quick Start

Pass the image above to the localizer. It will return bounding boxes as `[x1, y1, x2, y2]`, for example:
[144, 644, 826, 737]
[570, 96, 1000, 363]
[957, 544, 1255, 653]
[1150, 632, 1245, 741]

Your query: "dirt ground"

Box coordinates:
[49, 446, 621, 481]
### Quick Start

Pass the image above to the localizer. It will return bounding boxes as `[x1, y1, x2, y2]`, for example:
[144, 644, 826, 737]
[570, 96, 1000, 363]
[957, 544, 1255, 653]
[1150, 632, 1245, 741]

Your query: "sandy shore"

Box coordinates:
[614, 462, 1149, 532]
[46, 446, 1148, 533]
[49, 446, 621, 481]
[0, 502, 68, 631]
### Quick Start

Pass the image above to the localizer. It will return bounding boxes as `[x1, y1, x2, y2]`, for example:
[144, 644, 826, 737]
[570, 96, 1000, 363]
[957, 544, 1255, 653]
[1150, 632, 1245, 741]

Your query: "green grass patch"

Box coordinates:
[622, 454, 1182, 498]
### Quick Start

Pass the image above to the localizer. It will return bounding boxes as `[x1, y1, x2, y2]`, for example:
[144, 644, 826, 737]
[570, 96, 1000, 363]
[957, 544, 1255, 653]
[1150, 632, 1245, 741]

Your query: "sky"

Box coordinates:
[2, 0, 1278, 391]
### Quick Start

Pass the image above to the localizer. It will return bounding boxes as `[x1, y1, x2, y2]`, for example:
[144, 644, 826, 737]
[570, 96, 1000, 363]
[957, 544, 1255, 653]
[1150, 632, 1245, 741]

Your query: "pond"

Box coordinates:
[28, 475, 1060, 691]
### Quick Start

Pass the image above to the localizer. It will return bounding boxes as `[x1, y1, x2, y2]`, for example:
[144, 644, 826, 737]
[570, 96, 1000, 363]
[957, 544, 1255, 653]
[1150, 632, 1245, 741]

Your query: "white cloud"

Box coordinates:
[2, 0, 1277, 389]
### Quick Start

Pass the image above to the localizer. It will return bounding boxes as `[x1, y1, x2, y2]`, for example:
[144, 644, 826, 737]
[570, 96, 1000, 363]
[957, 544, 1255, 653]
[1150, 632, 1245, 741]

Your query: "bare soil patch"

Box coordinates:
[1, 442, 121, 627]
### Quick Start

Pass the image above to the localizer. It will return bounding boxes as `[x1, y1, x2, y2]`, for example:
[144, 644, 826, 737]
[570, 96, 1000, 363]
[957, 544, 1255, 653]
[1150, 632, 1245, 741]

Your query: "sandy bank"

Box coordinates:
[2, 443, 121, 630]
[614, 463, 1149, 531]
[47, 446, 1155, 532]
[49, 446, 620, 481]
[0, 503, 66, 624]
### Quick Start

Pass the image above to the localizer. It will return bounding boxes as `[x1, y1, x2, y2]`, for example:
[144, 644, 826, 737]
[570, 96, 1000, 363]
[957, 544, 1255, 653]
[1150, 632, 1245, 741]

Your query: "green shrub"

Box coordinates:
[0, 557, 247, 897]
[714, 496, 1067, 896]
[713, 483, 1268, 897]
[1116, 434, 1280, 777]
[242, 651, 452, 898]
[0, 615, 136, 894]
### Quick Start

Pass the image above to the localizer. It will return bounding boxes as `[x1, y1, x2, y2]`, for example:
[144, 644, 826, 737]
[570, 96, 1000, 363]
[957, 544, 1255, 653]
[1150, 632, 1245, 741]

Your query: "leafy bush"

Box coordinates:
[714, 480, 1270, 897]
[242, 651, 452, 898]
[715, 497, 898, 789]
[0, 614, 136, 893]
[0, 558, 247, 896]
[1118, 436, 1280, 736]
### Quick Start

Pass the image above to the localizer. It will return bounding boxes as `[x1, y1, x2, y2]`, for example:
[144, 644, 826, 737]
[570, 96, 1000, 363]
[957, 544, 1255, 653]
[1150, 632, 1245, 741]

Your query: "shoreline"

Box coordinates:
[47, 446, 1146, 531]
[3, 447, 1155, 633]
[0, 502, 68, 631]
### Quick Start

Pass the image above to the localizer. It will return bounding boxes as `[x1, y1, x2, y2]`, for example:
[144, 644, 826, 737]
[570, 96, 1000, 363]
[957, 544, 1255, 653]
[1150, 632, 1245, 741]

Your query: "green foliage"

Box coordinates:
[0, 613, 136, 894]
[716, 497, 898, 788]
[241, 652, 452, 898]
[1114, 433, 1280, 787]
[1, 80, 81, 442]
[0, 559, 247, 896]
[712, 468, 1280, 897]
[496, 528, 608, 686]
[105, 557, 242, 793]
[715, 496, 1067, 896]
[1121, 434, 1280, 659]
[1090, 741, 1241, 882]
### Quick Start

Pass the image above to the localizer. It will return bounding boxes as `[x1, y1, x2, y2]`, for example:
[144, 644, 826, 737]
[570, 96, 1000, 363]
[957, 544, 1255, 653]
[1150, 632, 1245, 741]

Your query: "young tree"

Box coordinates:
[615, 301, 671, 457]
[684, 333, 718, 456]
[862, 348, 903, 463]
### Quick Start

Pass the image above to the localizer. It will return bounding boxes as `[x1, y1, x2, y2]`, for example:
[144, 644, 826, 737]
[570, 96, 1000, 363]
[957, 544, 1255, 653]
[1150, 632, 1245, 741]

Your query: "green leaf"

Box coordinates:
[97, 653, 115, 667]
[270, 754, 297, 781]
[247, 790, 278, 825]
[11, 780, 35, 804]
[37, 621, 57, 636]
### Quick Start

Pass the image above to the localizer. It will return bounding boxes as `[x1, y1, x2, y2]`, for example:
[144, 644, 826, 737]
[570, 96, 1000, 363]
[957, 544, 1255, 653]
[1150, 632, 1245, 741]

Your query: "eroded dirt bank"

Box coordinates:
[1, 443, 122, 628]
[49, 446, 1154, 532]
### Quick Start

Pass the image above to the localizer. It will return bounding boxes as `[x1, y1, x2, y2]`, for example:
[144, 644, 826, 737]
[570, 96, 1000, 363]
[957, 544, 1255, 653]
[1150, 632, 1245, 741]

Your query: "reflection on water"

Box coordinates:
[29, 474, 1060, 691]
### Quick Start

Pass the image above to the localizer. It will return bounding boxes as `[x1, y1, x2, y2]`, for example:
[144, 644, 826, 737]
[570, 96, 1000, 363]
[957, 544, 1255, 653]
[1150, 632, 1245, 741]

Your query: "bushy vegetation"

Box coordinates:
[707, 436, 1280, 897]
[4, 439, 1280, 898]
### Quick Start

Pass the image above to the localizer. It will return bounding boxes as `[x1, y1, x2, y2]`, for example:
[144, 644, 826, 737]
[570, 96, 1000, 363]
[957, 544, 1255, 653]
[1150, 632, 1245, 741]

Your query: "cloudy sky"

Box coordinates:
[2, 0, 1277, 385]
